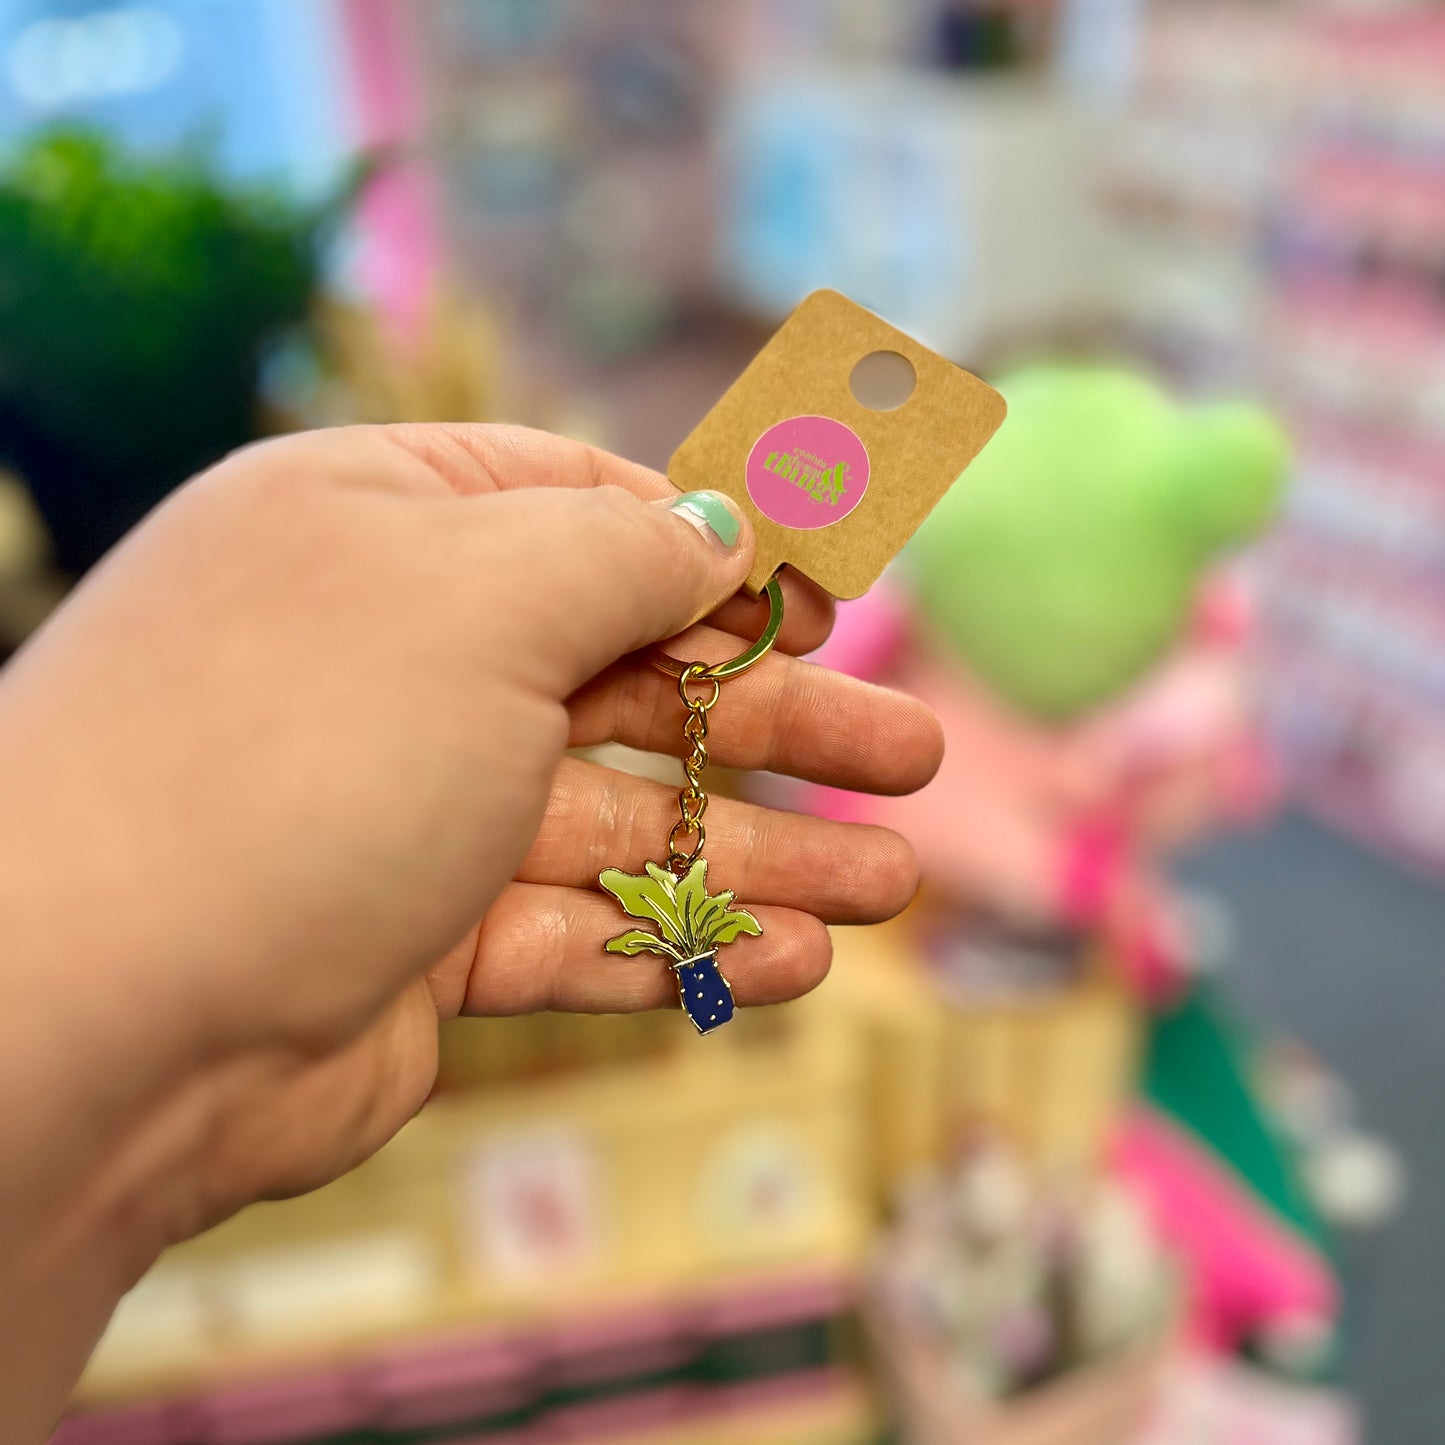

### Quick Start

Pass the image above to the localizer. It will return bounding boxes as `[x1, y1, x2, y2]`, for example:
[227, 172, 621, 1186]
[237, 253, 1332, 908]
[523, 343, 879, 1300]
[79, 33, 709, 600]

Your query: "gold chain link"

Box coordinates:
[666, 662, 721, 875]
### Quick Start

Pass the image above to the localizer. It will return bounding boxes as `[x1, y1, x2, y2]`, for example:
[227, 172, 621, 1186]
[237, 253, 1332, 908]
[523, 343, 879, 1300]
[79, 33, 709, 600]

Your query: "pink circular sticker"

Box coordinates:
[745, 415, 870, 531]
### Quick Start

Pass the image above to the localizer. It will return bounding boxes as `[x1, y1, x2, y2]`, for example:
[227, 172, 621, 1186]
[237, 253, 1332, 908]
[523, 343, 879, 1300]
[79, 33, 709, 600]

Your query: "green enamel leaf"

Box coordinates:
[674, 858, 708, 938]
[706, 909, 763, 948]
[644, 860, 678, 889]
[601, 863, 760, 959]
[605, 929, 682, 961]
[599, 867, 687, 949]
[693, 889, 733, 935]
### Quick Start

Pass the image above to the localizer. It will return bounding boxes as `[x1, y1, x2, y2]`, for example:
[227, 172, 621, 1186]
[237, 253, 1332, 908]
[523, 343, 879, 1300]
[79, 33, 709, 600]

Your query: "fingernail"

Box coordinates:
[663, 490, 743, 553]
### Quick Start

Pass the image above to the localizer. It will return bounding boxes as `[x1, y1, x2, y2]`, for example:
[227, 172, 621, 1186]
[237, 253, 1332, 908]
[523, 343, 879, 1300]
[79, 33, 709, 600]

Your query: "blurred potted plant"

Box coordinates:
[0, 128, 355, 574]
[868, 1139, 1177, 1445]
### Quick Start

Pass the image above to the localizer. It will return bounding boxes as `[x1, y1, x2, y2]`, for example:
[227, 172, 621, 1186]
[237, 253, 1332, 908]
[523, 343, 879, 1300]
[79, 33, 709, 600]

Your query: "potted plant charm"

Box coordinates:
[599, 859, 762, 1035]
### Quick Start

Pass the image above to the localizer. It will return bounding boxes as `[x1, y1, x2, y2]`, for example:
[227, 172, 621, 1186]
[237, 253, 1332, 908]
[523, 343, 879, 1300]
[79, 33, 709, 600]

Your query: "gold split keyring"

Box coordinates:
[649, 576, 785, 683]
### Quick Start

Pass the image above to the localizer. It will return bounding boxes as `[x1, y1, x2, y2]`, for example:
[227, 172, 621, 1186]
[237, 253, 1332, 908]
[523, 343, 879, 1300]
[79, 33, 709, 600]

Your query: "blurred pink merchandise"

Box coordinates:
[187, 1367, 368, 1444]
[363, 1326, 535, 1433]
[339, 0, 445, 345]
[541, 1299, 697, 1438]
[806, 576, 1276, 999]
[48, 1401, 178, 1445]
[1135, 1353, 1358, 1445]
[1111, 1106, 1336, 1356]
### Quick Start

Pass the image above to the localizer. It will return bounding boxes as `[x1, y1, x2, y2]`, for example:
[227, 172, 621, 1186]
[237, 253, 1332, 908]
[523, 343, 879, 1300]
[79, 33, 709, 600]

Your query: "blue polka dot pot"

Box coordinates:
[674, 952, 736, 1036]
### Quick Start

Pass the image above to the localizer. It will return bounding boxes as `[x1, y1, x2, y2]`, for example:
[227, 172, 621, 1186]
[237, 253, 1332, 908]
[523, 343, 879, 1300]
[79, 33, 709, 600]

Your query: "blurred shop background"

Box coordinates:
[3, 0, 1443, 1442]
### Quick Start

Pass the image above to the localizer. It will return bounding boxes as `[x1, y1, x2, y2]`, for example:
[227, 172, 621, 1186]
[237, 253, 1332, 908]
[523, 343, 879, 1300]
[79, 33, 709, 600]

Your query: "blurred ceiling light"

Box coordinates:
[7, 7, 184, 109]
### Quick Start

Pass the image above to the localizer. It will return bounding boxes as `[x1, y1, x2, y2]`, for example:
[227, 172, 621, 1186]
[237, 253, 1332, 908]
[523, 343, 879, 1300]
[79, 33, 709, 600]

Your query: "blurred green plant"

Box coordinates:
[0, 127, 357, 573]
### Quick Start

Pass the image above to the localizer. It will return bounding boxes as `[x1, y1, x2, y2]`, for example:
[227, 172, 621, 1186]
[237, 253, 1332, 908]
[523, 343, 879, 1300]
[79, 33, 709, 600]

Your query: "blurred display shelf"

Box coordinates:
[412, 0, 1098, 367]
[61, 1292, 879, 1444]
[602, 1371, 882, 1445]
[76, 995, 872, 1407]
[67, 911, 1139, 1445]
[717, 69, 1113, 361]
[1104, 0, 1445, 881]
[413, 0, 734, 352]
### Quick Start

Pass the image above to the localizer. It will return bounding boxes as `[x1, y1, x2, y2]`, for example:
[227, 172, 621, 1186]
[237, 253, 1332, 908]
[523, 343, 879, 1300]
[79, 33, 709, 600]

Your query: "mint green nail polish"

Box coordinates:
[667, 490, 742, 550]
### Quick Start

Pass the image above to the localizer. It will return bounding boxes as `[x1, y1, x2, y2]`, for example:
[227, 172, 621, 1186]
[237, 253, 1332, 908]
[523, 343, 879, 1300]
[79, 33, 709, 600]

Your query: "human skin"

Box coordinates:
[0, 424, 943, 1440]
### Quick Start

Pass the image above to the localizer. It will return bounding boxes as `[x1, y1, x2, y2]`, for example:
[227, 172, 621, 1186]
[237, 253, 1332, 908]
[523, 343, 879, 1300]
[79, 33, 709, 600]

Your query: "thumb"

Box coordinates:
[508, 484, 755, 694]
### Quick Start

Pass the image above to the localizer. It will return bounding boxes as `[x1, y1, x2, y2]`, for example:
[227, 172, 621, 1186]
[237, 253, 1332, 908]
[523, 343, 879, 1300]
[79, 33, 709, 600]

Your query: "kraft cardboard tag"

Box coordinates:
[669, 290, 1007, 599]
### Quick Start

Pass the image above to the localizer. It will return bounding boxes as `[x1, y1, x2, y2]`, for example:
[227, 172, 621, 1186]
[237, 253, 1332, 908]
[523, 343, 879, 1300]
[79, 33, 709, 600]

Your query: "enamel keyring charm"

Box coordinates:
[598, 577, 785, 1036]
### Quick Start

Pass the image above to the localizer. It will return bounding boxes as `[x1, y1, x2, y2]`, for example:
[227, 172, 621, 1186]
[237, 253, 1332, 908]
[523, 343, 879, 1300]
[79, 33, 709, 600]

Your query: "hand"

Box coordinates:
[0, 424, 941, 1435]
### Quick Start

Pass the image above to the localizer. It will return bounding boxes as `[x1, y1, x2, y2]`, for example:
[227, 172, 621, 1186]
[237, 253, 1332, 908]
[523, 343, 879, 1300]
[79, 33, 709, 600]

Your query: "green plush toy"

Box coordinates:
[907, 366, 1291, 721]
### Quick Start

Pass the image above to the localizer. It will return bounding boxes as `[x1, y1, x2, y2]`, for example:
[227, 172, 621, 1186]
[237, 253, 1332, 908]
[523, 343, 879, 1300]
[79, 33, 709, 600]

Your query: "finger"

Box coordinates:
[569, 644, 945, 796]
[520, 758, 918, 921]
[471, 484, 760, 696]
[379, 423, 677, 501]
[460, 884, 832, 1015]
[381, 424, 836, 657]
[356, 425, 751, 691]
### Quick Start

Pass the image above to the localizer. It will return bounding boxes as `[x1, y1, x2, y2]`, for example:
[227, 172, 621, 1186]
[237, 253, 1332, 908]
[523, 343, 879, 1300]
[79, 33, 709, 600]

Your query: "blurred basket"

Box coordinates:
[866, 1292, 1175, 1445]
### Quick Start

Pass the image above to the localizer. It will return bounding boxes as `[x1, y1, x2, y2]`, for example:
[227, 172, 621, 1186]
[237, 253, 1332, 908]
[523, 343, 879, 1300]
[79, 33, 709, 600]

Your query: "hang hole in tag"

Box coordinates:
[850, 350, 916, 412]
